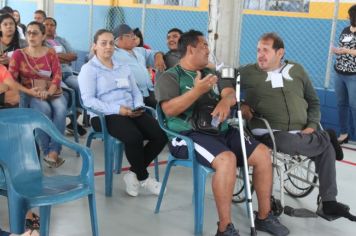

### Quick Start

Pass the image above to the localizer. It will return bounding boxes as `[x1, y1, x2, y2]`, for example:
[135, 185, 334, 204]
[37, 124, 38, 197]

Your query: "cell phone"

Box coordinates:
[132, 106, 145, 112]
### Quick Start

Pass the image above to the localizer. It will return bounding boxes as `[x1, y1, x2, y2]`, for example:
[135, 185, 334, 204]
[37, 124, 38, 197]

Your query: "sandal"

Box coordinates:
[25, 213, 40, 231]
[43, 156, 65, 168]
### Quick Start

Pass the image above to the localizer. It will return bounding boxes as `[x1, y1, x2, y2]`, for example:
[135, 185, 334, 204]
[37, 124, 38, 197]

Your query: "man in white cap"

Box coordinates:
[113, 24, 166, 108]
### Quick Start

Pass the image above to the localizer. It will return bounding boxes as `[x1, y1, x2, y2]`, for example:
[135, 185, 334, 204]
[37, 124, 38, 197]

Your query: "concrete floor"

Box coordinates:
[1, 132, 356, 236]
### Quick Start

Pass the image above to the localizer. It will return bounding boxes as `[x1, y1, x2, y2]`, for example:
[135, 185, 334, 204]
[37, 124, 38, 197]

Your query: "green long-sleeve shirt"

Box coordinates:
[239, 61, 320, 131]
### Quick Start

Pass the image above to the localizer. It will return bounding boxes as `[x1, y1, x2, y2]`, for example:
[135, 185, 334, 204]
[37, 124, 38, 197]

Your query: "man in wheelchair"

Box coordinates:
[155, 30, 289, 236]
[239, 32, 355, 221]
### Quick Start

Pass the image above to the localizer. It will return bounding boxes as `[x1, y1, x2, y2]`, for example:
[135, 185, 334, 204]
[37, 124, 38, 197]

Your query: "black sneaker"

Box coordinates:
[255, 212, 289, 236]
[77, 123, 87, 136]
[216, 223, 240, 236]
[66, 122, 87, 136]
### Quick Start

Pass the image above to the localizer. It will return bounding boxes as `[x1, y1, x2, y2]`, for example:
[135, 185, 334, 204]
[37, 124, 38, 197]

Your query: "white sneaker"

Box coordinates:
[123, 171, 140, 197]
[140, 177, 164, 196]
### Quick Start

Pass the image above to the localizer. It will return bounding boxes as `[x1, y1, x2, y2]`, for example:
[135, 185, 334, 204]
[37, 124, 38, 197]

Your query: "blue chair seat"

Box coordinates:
[14, 176, 90, 202]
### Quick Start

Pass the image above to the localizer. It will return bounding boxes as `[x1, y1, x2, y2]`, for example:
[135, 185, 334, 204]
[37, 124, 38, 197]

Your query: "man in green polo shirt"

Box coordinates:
[155, 30, 289, 236]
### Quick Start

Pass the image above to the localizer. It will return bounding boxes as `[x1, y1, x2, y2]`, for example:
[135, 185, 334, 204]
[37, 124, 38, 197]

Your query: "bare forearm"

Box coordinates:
[162, 88, 201, 117]
[58, 53, 77, 63]
[220, 88, 236, 107]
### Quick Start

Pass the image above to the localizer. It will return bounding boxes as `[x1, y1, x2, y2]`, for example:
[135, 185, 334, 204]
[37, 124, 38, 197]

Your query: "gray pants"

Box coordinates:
[258, 130, 337, 202]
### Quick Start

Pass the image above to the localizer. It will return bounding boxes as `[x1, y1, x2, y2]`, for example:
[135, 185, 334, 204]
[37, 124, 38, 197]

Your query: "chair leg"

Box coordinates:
[114, 141, 124, 174]
[104, 138, 114, 197]
[39, 205, 51, 236]
[88, 193, 99, 236]
[155, 160, 174, 213]
[8, 197, 26, 234]
[194, 166, 207, 236]
[86, 132, 95, 148]
[154, 157, 159, 181]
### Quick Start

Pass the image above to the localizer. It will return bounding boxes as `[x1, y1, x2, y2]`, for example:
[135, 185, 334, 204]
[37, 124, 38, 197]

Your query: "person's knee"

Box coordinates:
[212, 151, 237, 172]
[248, 143, 272, 168]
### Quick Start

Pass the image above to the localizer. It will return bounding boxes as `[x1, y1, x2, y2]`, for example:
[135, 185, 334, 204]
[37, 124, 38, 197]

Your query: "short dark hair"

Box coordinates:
[44, 17, 57, 26]
[178, 29, 204, 57]
[27, 21, 46, 35]
[259, 32, 285, 51]
[1, 6, 13, 14]
[167, 28, 183, 35]
[34, 10, 46, 18]
[93, 29, 113, 43]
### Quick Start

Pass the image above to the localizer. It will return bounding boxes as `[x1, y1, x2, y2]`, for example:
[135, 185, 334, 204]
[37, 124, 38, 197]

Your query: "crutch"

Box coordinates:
[221, 68, 257, 236]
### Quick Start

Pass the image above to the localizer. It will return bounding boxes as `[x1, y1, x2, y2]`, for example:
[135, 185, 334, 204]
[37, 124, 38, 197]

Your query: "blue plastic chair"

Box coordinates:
[0, 108, 98, 236]
[154, 105, 214, 236]
[80, 98, 159, 197]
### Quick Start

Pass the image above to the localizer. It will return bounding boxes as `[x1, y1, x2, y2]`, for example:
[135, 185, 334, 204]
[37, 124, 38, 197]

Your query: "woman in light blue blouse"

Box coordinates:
[78, 29, 167, 197]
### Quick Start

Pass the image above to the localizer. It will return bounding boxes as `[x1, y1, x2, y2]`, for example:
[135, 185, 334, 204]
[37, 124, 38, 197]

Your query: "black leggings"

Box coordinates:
[91, 113, 167, 181]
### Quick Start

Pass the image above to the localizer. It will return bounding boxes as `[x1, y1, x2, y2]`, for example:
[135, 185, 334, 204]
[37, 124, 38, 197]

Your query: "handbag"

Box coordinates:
[21, 49, 62, 99]
[191, 94, 221, 135]
[32, 79, 62, 99]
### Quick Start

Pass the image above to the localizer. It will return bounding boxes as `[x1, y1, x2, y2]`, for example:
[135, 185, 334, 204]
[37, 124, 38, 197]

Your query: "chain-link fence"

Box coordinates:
[239, 0, 352, 90]
[104, 1, 209, 52]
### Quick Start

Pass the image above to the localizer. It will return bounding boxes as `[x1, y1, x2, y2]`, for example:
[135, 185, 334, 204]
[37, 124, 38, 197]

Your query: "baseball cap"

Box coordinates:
[113, 24, 133, 39]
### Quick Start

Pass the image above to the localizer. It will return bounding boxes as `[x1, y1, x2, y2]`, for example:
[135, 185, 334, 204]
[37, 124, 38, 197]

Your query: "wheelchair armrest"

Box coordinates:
[252, 115, 277, 153]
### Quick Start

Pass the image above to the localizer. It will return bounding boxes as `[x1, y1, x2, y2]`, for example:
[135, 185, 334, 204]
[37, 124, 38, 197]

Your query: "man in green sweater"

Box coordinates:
[155, 30, 289, 236]
[240, 32, 352, 220]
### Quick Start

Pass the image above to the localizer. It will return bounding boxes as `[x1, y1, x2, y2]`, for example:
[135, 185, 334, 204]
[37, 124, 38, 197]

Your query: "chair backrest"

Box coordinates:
[0, 108, 54, 183]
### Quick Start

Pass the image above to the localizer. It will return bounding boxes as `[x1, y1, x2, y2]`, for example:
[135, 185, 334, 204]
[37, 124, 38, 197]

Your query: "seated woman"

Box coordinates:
[0, 13, 27, 66]
[79, 29, 167, 197]
[2, 21, 67, 168]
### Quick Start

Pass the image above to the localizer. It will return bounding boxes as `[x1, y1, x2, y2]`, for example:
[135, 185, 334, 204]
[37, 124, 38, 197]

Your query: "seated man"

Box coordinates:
[239, 32, 354, 220]
[43, 17, 86, 136]
[155, 30, 289, 236]
[113, 24, 166, 108]
[164, 28, 183, 69]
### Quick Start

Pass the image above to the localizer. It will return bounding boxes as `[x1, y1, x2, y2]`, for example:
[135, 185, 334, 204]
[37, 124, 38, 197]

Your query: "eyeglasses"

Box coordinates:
[26, 31, 41, 36]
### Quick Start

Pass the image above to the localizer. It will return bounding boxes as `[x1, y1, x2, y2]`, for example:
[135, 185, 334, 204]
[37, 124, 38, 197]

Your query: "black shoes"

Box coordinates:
[325, 129, 344, 160]
[255, 212, 290, 236]
[66, 122, 87, 136]
[215, 223, 240, 236]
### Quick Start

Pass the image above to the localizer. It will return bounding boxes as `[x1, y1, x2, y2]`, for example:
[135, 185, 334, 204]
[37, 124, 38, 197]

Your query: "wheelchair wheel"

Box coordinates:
[232, 168, 254, 203]
[283, 158, 318, 198]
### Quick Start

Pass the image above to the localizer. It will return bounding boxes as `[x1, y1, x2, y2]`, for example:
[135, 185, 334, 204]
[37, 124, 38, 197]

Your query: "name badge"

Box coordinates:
[115, 78, 130, 88]
[271, 73, 284, 88]
[6, 51, 14, 58]
[342, 35, 353, 43]
[54, 45, 64, 53]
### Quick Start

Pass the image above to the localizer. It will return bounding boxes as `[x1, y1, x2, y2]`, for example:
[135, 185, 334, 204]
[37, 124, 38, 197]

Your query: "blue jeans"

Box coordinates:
[334, 73, 356, 136]
[30, 95, 67, 155]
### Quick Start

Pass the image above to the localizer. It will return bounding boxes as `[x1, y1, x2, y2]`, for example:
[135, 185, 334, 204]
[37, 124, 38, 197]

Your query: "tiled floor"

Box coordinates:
[1, 133, 356, 236]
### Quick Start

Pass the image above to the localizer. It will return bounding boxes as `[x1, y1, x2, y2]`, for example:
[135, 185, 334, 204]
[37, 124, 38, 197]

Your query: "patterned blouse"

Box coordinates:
[334, 26, 356, 75]
[8, 48, 62, 88]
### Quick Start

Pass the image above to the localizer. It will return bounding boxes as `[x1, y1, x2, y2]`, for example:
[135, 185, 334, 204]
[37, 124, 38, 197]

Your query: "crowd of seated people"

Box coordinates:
[0, 4, 356, 236]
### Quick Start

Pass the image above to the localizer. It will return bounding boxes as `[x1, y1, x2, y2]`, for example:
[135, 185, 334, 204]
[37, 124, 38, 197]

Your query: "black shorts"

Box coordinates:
[168, 128, 260, 168]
